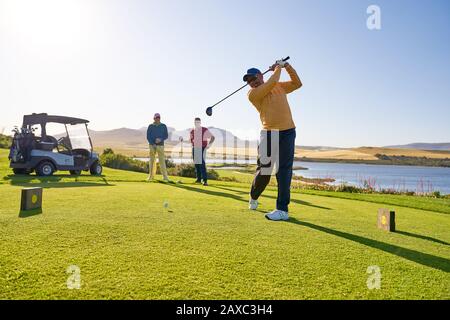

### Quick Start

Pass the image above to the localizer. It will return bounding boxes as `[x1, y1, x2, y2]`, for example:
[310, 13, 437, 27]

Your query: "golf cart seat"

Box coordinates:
[37, 136, 58, 151]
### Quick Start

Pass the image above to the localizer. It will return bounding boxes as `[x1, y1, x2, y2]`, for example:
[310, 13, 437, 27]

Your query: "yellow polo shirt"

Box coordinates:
[248, 64, 302, 131]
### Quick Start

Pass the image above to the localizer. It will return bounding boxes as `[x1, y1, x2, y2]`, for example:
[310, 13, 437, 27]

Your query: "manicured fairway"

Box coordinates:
[0, 150, 449, 299]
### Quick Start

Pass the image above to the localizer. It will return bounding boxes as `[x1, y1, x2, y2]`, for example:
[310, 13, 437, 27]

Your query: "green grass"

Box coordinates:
[0, 149, 449, 299]
[299, 189, 450, 214]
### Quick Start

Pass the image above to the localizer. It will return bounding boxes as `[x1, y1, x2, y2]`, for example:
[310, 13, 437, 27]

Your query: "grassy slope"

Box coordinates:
[297, 149, 378, 160]
[0, 149, 449, 299]
[297, 146, 450, 160]
[355, 147, 450, 159]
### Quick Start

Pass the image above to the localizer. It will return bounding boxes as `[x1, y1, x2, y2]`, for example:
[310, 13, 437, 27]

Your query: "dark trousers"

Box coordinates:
[250, 128, 296, 212]
[192, 147, 208, 182]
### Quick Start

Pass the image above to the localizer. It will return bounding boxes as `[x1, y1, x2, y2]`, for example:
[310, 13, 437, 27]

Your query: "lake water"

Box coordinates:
[136, 157, 450, 194]
[294, 161, 450, 195]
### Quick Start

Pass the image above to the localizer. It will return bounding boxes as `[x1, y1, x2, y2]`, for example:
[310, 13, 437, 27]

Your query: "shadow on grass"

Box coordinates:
[3, 174, 113, 189]
[165, 182, 268, 214]
[164, 183, 327, 213]
[166, 182, 247, 203]
[395, 230, 450, 246]
[213, 185, 331, 211]
[19, 208, 43, 218]
[288, 218, 450, 273]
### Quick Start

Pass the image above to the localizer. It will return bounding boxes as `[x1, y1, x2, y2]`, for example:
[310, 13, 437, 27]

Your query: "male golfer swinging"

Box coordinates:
[244, 60, 302, 221]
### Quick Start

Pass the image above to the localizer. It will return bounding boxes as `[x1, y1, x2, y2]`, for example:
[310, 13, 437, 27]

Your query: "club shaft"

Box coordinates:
[210, 70, 272, 109]
[210, 57, 289, 109]
[210, 83, 249, 108]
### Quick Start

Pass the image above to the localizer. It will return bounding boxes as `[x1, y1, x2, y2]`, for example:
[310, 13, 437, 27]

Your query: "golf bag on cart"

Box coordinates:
[9, 127, 36, 163]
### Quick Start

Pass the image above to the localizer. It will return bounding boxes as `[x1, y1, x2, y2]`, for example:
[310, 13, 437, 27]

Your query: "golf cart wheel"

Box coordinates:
[90, 162, 102, 175]
[69, 170, 82, 176]
[36, 161, 55, 177]
[12, 168, 31, 175]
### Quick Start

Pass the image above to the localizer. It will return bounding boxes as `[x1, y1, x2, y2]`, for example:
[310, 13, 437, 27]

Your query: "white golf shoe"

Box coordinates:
[249, 198, 258, 210]
[265, 210, 289, 221]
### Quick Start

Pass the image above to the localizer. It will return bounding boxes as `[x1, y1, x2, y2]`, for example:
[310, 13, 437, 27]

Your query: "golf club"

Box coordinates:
[206, 56, 290, 116]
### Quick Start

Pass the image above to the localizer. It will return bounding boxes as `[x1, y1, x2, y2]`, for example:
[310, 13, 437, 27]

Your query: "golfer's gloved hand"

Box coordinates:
[276, 59, 287, 68]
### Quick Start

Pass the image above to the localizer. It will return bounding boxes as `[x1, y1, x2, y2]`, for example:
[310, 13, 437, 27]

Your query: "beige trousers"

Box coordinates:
[149, 145, 168, 180]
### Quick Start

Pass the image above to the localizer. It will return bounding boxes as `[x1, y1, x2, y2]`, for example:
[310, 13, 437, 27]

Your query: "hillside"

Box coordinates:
[355, 147, 450, 159]
[89, 126, 256, 157]
[89, 127, 245, 145]
[385, 143, 450, 151]
[296, 148, 378, 160]
[5, 125, 448, 165]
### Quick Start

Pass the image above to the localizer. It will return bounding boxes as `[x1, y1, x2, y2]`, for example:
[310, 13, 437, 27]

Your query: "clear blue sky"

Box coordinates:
[1, 0, 449, 147]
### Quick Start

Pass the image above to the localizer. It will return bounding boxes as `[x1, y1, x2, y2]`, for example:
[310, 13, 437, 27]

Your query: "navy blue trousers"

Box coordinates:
[192, 147, 208, 182]
[250, 128, 296, 212]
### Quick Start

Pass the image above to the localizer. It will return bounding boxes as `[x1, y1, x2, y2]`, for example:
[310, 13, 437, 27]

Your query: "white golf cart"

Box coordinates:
[9, 113, 102, 176]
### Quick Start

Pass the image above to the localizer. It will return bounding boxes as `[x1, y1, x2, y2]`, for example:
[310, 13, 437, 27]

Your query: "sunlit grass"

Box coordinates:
[0, 149, 449, 299]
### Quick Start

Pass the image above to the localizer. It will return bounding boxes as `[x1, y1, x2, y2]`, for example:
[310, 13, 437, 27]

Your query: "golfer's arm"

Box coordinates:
[280, 64, 302, 93]
[248, 67, 282, 101]
[209, 135, 215, 145]
[147, 126, 153, 143]
[162, 125, 169, 141]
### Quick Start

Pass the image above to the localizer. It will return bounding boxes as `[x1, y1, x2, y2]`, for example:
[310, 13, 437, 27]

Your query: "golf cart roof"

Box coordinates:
[22, 113, 89, 126]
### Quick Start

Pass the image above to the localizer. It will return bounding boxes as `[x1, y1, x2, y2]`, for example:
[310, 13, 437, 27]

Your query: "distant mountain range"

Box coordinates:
[83, 127, 450, 153]
[3, 126, 449, 164]
[88, 126, 344, 151]
[89, 126, 250, 147]
[384, 143, 450, 151]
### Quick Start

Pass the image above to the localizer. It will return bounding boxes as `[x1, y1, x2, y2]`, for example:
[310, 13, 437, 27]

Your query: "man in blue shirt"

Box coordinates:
[147, 113, 169, 182]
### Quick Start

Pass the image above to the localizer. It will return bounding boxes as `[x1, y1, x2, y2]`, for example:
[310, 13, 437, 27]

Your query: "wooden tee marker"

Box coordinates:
[377, 208, 395, 232]
[20, 187, 43, 211]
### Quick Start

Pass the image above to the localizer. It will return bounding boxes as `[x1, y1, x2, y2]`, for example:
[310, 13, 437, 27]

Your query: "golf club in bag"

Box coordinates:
[206, 56, 290, 116]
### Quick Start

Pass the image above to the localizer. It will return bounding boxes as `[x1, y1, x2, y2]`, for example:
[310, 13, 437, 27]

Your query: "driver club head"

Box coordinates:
[206, 107, 213, 116]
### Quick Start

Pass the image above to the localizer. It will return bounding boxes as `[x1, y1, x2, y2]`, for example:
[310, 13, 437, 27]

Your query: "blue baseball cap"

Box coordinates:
[243, 68, 262, 82]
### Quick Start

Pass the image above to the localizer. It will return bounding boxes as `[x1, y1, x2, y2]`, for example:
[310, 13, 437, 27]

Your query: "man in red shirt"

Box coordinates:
[190, 117, 215, 186]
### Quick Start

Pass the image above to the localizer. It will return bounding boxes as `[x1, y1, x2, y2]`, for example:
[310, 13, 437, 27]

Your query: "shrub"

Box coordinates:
[167, 163, 219, 180]
[375, 153, 390, 161]
[361, 177, 377, 191]
[100, 151, 219, 180]
[207, 168, 220, 180]
[0, 134, 12, 149]
[432, 191, 441, 198]
[100, 153, 148, 173]
[176, 164, 197, 178]
[378, 188, 397, 195]
[103, 148, 114, 155]
[336, 184, 361, 193]
[165, 156, 176, 168]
